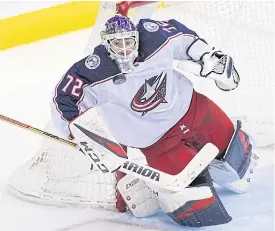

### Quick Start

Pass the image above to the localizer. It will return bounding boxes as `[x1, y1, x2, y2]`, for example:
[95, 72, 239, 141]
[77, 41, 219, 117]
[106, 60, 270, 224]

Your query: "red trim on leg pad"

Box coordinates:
[186, 196, 216, 212]
[175, 196, 216, 220]
[239, 130, 251, 153]
[167, 170, 232, 227]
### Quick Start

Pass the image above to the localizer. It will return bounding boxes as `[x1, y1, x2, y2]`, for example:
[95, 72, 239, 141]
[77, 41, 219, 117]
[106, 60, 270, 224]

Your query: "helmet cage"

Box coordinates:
[101, 15, 139, 73]
[102, 31, 139, 61]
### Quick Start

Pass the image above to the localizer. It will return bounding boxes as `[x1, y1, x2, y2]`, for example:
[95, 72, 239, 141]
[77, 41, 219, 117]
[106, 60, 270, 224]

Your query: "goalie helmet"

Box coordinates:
[101, 15, 139, 74]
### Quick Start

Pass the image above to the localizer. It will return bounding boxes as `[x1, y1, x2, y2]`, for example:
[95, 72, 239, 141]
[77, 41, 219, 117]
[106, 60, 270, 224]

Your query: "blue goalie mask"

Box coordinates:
[101, 15, 139, 73]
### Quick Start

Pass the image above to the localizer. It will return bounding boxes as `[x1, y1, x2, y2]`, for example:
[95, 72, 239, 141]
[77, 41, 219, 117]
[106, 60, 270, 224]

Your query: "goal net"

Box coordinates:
[8, 1, 274, 211]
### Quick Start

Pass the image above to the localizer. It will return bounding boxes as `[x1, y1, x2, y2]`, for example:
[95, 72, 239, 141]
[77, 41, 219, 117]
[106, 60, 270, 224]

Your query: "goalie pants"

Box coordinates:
[139, 90, 234, 226]
[139, 89, 234, 175]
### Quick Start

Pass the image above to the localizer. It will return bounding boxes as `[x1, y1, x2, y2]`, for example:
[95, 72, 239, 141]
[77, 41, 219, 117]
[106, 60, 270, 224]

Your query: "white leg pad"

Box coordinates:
[117, 174, 160, 217]
[209, 120, 260, 193]
[210, 153, 259, 193]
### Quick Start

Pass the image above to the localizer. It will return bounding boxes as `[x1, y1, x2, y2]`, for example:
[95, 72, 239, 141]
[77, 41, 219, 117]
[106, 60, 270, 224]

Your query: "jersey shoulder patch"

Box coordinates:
[73, 45, 121, 84]
[137, 18, 197, 60]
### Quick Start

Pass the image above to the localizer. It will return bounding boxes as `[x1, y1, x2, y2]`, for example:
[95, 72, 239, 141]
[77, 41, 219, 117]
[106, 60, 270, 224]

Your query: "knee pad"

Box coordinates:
[209, 120, 259, 193]
[156, 170, 232, 227]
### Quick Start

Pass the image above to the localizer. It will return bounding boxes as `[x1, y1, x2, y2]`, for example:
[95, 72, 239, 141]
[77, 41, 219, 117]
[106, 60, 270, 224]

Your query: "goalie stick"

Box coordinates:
[0, 113, 219, 192]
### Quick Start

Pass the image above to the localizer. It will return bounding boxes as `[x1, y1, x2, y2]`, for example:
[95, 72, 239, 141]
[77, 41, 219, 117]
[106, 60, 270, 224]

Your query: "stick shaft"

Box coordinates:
[0, 114, 76, 148]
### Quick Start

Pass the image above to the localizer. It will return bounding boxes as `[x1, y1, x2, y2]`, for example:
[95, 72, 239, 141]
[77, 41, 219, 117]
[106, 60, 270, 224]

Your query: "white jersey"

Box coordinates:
[51, 18, 198, 148]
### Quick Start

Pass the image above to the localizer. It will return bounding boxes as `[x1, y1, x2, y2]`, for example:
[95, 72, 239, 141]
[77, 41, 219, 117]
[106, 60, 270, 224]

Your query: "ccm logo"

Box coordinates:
[122, 161, 160, 182]
[79, 141, 109, 173]
[147, 186, 159, 196]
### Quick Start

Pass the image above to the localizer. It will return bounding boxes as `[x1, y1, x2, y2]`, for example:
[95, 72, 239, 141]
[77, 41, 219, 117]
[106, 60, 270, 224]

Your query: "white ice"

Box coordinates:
[0, 27, 274, 231]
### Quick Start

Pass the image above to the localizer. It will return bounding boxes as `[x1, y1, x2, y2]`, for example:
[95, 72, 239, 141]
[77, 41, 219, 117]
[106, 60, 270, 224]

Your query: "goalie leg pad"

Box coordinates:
[117, 174, 160, 217]
[209, 120, 259, 193]
[157, 170, 232, 227]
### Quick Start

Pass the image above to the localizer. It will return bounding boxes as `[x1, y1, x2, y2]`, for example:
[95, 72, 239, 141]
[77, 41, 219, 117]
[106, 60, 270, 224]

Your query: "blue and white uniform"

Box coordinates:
[51, 19, 197, 148]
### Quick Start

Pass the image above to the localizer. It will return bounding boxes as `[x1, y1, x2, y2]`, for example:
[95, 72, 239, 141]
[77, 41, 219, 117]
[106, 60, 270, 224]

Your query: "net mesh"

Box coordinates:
[8, 116, 118, 209]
